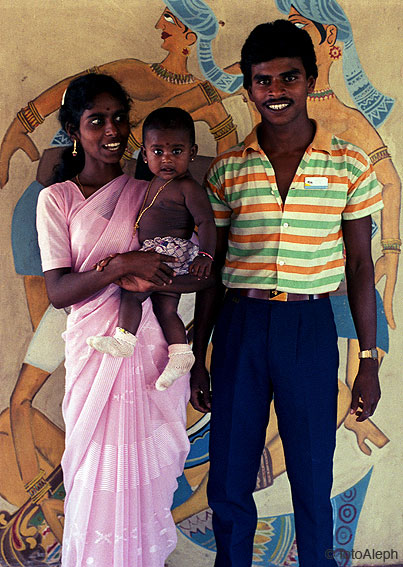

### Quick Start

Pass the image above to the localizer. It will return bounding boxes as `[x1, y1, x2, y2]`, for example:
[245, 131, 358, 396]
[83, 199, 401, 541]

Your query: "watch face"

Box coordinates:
[371, 348, 378, 359]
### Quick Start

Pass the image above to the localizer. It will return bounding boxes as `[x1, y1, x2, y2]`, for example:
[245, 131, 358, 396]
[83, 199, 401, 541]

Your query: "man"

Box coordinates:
[190, 20, 382, 567]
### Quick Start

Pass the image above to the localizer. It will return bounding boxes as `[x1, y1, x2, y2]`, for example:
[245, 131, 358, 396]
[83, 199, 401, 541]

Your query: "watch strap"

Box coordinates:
[358, 348, 378, 360]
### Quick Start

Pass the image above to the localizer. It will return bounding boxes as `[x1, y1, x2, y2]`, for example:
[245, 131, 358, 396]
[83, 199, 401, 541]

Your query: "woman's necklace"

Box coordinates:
[75, 175, 87, 198]
[308, 87, 336, 101]
[149, 63, 195, 85]
[133, 177, 174, 236]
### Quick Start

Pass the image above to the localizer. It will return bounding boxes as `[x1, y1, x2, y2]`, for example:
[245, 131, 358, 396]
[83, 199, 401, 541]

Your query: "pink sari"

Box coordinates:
[38, 174, 190, 566]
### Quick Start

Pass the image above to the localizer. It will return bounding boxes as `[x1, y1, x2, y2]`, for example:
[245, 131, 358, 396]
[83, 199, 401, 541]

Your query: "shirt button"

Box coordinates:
[279, 260, 285, 266]
[283, 222, 289, 228]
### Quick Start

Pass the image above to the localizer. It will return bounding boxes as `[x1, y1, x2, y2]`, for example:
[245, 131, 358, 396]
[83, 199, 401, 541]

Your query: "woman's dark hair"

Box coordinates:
[142, 107, 195, 147]
[52, 73, 131, 182]
[240, 19, 318, 89]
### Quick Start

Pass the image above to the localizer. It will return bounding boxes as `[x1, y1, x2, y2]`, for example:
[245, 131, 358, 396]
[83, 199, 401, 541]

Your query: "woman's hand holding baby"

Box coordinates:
[98, 250, 176, 285]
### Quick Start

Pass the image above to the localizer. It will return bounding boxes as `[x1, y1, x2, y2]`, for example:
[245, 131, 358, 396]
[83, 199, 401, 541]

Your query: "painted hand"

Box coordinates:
[374, 253, 399, 329]
[0, 119, 40, 188]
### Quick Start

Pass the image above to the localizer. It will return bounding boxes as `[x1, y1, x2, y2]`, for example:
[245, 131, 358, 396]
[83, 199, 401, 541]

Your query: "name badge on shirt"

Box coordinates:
[304, 176, 328, 189]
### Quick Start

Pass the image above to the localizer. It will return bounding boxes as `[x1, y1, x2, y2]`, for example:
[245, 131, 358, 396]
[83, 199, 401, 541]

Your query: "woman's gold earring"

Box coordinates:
[72, 139, 77, 157]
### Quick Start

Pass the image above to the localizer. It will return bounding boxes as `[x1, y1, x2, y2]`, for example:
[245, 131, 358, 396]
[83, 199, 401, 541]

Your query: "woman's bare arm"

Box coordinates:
[44, 251, 176, 309]
[118, 270, 216, 295]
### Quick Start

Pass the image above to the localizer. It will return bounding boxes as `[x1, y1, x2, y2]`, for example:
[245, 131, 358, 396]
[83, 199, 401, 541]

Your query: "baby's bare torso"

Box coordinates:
[138, 179, 195, 244]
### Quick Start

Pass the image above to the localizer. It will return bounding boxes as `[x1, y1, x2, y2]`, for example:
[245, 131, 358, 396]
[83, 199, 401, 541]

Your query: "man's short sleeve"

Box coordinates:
[204, 158, 232, 227]
[343, 149, 383, 220]
[37, 186, 72, 271]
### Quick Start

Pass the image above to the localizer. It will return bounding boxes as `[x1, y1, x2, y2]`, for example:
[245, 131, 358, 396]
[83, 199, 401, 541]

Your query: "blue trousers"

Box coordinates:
[208, 293, 339, 567]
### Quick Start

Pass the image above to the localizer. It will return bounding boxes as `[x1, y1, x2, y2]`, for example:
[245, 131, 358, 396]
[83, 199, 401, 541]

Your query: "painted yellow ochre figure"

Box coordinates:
[277, 0, 400, 456]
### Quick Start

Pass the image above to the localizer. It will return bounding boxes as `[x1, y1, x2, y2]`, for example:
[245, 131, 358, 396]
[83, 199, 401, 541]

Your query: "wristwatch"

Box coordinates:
[358, 348, 378, 360]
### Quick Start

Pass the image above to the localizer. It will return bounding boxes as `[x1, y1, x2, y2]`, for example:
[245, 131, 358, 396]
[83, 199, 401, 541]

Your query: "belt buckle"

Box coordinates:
[269, 290, 287, 301]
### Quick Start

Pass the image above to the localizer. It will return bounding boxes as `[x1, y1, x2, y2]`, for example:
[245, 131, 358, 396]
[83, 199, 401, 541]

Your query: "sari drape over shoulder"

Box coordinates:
[37, 174, 190, 567]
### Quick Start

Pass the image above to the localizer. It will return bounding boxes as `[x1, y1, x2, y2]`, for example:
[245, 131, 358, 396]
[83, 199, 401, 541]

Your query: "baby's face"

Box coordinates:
[142, 128, 197, 180]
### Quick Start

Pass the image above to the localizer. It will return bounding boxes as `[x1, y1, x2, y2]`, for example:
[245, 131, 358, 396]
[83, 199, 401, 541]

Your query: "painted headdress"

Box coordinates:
[276, 0, 394, 127]
[164, 0, 243, 94]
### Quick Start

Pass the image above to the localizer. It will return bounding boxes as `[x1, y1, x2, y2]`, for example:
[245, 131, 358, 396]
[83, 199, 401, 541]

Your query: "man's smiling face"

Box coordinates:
[247, 57, 316, 127]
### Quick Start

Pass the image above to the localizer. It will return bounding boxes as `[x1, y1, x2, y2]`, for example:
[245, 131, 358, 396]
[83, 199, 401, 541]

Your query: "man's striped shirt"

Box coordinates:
[205, 123, 383, 293]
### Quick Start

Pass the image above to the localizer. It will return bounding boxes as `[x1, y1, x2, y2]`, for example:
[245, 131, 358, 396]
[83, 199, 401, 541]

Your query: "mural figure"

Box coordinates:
[276, 0, 400, 456]
[0, 1, 243, 191]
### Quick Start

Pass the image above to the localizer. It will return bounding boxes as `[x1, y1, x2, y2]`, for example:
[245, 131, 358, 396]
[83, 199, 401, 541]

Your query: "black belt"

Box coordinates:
[229, 288, 329, 302]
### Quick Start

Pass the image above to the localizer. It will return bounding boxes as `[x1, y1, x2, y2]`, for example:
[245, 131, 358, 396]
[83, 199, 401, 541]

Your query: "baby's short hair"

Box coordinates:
[143, 107, 195, 146]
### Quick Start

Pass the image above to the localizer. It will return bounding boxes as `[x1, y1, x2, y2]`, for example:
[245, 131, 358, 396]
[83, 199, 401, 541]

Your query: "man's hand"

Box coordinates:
[350, 360, 381, 422]
[190, 364, 211, 413]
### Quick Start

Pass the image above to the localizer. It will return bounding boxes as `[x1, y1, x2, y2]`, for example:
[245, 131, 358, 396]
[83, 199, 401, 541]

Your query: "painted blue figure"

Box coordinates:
[276, 0, 400, 455]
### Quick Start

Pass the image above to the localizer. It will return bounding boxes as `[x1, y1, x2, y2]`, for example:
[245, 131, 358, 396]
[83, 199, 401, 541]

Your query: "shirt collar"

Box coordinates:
[242, 120, 333, 156]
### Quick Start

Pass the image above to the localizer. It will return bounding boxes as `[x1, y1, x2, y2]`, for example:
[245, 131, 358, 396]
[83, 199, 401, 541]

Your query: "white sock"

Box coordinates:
[155, 344, 195, 391]
[87, 327, 137, 357]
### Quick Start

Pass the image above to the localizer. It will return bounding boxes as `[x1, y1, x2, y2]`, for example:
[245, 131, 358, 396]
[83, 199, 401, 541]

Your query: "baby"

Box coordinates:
[87, 107, 216, 390]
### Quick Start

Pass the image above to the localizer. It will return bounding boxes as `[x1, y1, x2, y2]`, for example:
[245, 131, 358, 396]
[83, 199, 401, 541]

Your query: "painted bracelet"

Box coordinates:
[17, 101, 44, 133]
[368, 145, 391, 165]
[24, 469, 51, 504]
[198, 251, 214, 261]
[209, 115, 236, 141]
[199, 81, 221, 105]
[381, 238, 401, 253]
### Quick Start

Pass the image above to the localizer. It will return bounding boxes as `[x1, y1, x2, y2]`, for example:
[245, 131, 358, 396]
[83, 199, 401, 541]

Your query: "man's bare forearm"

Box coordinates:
[192, 279, 226, 365]
[343, 216, 380, 420]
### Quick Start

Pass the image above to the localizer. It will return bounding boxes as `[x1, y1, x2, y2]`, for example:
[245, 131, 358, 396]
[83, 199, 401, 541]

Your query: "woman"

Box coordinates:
[0, 6, 243, 526]
[36, 73, 210, 567]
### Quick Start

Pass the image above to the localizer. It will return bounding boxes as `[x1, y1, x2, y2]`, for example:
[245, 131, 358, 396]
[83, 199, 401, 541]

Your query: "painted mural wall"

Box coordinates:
[0, 1, 401, 565]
